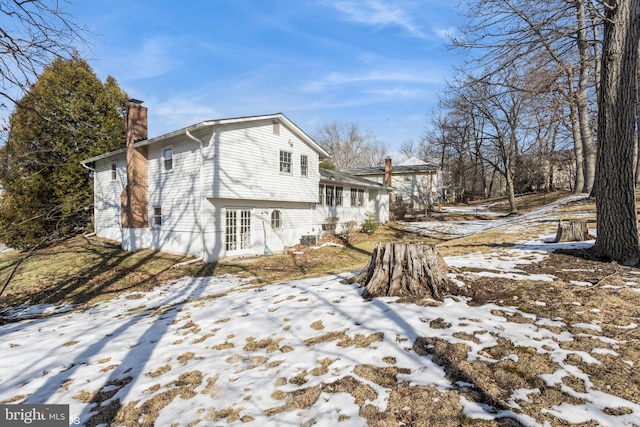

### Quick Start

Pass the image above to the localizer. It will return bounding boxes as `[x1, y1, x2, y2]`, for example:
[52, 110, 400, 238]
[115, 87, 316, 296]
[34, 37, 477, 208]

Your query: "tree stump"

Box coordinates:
[554, 219, 590, 243]
[351, 242, 453, 301]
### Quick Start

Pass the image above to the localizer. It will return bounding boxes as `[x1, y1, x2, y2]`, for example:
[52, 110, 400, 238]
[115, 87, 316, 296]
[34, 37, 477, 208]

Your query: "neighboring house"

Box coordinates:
[343, 157, 441, 211]
[82, 102, 389, 262]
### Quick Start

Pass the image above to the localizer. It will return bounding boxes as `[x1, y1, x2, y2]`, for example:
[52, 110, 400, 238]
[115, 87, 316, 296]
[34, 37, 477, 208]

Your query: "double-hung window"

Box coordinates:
[110, 160, 117, 181]
[335, 186, 343, 206]
[280, 150, 292, 174]
[351, 188, 365, 207]
[300, 155, 308, 177]
[163, 146, 173, 171]
[325, 185, 335, 206]
[153, 207, 162, 226]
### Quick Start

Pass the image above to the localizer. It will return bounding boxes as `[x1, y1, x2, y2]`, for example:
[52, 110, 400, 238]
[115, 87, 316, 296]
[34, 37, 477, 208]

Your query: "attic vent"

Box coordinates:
[273, 120, 280, 136]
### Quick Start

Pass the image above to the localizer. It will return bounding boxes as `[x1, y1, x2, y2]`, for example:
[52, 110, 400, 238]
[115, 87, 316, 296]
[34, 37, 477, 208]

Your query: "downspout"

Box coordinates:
[175, 130, 206, 265]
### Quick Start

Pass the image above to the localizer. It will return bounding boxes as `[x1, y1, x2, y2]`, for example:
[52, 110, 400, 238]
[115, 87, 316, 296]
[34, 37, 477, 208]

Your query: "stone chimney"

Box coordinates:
[121, 99, 149, 228]
[384, 157, 393, 205]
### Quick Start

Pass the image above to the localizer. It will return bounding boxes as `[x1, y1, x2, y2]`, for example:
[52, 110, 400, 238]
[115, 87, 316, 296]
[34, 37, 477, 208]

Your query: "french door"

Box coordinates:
[225, 209, 251, 254]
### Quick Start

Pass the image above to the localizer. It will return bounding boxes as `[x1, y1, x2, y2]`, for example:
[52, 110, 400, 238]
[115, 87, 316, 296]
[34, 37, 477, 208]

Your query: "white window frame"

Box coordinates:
[271, 210, 282, 229]
[335, 186, 343, 206]
[351, 188, 365, 207]
[325, 185, 335, 206]
[300, 155, 308, 177]
[153, 206, 162, 227]
[110, 160, 117, 181]
[279, 150, 292, 174]
[318, 184, 325, 205]
[163, 146, 173, 171]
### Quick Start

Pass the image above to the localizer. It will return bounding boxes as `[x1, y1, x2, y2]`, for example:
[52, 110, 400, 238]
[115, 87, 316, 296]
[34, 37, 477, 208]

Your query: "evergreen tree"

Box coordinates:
[0, 55, 128, 249]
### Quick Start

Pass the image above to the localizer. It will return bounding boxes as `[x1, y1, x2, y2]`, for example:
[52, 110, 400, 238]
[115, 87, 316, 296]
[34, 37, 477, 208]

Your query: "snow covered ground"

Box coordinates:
[1, 196, 639, 426]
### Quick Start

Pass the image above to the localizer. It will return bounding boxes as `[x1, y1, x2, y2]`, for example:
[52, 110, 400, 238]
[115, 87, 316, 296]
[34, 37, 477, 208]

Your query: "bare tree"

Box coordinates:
[0, 0, 85, 109]
[315, 121, 387, 169]
[592, 0, 640, 265]
[453, 0, 601, 194]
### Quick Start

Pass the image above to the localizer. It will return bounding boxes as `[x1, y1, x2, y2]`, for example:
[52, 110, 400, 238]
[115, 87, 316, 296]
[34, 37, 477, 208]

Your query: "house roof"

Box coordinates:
[342, 162, 439, 177]
[82, 112, 330, 165]
[320, 168, 389, 190]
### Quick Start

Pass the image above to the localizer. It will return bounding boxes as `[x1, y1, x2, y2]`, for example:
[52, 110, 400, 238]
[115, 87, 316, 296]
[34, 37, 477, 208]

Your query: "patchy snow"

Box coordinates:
[2, 196, 640, 426]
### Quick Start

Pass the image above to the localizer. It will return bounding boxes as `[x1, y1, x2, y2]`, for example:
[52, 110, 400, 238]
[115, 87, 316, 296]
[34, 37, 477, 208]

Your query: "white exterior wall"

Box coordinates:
[145, 134, 205, 257]
[313, 186, 388, 233]
[393, 172, 439, 209]
[92, 154, 126, 242]
[202, 120, 320, 203]
[203, 199, 314, 262]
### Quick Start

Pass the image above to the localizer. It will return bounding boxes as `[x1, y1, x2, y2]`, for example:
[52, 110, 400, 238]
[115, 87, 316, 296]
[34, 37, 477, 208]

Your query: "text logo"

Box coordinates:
[0, 405, 68, 427]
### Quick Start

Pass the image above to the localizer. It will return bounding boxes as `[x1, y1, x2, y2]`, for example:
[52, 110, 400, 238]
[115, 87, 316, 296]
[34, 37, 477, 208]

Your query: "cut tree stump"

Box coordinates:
[554, 219, 590, 243]
[350, 242, 453, 301]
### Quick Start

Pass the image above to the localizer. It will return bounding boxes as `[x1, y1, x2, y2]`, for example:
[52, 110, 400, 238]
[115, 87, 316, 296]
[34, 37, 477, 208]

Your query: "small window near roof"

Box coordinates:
[163, 146, 173, 171]
[110, 160, 117, 181]
[271, 210, 282, 229]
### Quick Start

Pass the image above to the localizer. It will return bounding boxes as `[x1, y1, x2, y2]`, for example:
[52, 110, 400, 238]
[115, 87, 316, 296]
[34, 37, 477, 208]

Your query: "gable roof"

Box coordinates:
[320, 168, 389, 190]
[82, 113, 329, 165]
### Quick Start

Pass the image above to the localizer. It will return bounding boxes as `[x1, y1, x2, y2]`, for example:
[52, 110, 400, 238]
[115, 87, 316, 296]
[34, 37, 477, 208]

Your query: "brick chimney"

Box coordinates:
[121, 99, 149, 228]
[384, 157, 392, 204]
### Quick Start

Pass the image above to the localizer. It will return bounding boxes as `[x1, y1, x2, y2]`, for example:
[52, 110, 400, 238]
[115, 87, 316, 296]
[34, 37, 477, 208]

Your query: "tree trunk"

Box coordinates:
[576, 0, 597, 195]
[568, 75, 586, 195]
[593, 0, 640, 265]
[351, 242, 453, 301]
[554, 219, 590, 243]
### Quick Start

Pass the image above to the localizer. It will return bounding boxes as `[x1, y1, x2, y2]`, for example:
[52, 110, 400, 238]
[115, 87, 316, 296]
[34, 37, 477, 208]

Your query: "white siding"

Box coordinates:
[145, 135, 204, 256]
[203, 199, 315, 262]
[313, 186, 389, 233]
[201, 120, 320, 203]
[93, 155, 126, 241]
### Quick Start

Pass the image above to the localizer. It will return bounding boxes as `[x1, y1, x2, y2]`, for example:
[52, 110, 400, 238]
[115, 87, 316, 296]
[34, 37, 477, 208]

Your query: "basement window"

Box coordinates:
[153, 207, 162, 227]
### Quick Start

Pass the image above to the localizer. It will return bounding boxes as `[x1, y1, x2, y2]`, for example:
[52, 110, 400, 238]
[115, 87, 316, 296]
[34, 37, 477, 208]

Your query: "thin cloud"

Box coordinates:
[321, 0, 428, 39]
[296, 67, 446, 93]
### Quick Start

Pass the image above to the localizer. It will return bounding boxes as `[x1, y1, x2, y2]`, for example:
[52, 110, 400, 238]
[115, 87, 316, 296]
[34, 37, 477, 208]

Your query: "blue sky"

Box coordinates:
[70, 0, 464, 153]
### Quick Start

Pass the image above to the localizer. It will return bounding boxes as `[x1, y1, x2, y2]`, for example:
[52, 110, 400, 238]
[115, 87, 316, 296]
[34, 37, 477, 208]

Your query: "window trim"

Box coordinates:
[110, 160, 117, 181]
[163, 146, 173, 171]
[153, 206, 162, 227]
[271, 210, 282, 230]
[300, 154, 308, 177]
[351, 188, 365, 207]
[279, 150, 292, 174]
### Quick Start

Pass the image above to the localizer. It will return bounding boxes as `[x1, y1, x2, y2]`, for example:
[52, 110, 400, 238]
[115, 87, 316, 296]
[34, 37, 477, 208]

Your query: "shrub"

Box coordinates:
[361, 217, 379, 234]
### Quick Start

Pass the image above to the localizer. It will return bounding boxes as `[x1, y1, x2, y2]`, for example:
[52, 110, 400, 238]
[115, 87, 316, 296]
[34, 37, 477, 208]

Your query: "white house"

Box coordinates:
[82, 102, 389, 262]
[343, 157, 441, 211]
